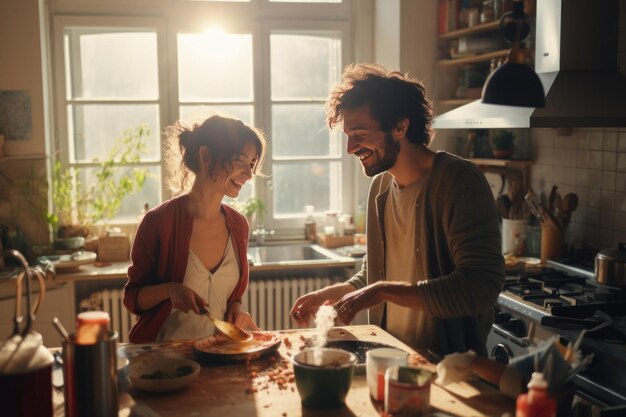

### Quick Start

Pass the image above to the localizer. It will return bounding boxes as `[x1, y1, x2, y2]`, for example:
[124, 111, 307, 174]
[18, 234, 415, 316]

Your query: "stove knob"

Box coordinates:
[495, 312, 512, 326]
[492, 343, 513, 364]
[505, 318, 526, 337]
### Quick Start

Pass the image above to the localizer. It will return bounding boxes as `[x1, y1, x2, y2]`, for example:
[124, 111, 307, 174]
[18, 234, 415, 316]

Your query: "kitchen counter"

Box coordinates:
[68, 325, 513, 417]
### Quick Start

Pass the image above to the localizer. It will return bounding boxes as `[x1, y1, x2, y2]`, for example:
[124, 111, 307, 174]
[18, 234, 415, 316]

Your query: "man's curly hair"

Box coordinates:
[326, 63, 434, 146]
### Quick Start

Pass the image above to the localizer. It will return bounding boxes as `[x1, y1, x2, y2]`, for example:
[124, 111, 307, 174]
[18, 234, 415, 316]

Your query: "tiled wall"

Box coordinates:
[529, 128, 626, 249]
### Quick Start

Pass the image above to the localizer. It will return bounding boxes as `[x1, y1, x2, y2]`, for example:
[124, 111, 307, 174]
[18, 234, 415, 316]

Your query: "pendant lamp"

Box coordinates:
[481, 0, 545, 107]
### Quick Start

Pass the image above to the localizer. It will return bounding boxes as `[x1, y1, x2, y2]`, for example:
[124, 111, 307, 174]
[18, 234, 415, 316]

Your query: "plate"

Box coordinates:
[193, 331, 281, 364]
[38, 251, 97, 271]
[129, 357, 200, 393]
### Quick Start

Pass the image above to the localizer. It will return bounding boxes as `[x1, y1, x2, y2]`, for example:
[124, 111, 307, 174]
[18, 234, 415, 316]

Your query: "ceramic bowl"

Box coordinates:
[292, 348, 357, 409]
[129, 358, 200, 393]
[53, 237, 85, 251]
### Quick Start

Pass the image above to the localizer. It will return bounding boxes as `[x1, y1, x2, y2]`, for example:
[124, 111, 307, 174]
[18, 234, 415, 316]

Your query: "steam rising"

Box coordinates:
[313, 305, 337, 366]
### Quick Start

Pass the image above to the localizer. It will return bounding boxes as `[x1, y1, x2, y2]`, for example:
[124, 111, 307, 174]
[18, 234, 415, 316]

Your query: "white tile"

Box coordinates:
[585, 224, 601, 243]
[552, 166, 565, 184]
[576, 150, 589, 168]
[615, 192, 626, 212]
[601, 190, 616, 211]
[586, 207, 601, 227]
[589, 151, 603, 170]
[615, 210, 626, 231]
[589, 131, 603, 150]
[574, 186, 588, 206]
[588, 188, 602, 208]
[600, 228, 614, 246]
[617, 153, 626, 172]
[612, 231, 625, 246]
[616, 172, 626, 191]
[600, 208, 615, 229]
[577, 130, 590, 150]
[603, 151, 617, 171]
[589, 170, 603, 188]
[603, 131, 618, 151]
[618, 132, 626, 152]
[602, 171, 617, 191]
[576, 169, 589, 187]
[561, 150, 575, 168]
[559, 167, 573, 186]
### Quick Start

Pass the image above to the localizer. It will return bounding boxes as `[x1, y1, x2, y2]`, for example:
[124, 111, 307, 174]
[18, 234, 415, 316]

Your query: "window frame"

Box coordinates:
[49, 1, 355, 235]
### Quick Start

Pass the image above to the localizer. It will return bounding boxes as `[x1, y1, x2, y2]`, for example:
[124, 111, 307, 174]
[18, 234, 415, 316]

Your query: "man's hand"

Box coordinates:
[290, 283, 354, 327]
[333, 281, 386, 324]
[226, 302, 260, 331]
[169, 283, 207, 314]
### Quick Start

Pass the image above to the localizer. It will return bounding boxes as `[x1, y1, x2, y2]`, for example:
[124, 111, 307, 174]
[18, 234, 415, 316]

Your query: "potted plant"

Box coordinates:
[491, 130, 515, 159]
[226, 196, 265, 228]
[48, 125, 150, 239]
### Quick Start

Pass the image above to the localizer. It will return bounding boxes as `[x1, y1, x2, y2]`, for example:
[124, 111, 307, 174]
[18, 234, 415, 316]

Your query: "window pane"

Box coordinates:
[271, 33, 341, 99]
[273, 162, 341, 215]
[69, 104, 160, 162]
[179, 105, 253, 125]
[178, 32, 253, 101]
[272, 104, 340, 157]
[78, 165, 161, 222]
[65, 28, 158, 99]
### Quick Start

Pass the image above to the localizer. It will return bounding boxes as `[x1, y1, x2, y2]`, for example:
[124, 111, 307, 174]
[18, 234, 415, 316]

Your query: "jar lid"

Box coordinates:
[597, 243, 626, 262]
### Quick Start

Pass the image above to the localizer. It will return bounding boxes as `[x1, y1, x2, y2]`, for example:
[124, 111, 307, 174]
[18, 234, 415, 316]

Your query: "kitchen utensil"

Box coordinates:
[0, 250, 54, 417]
[193, 331, 281, 364]
[559, 193, 578, 228]
[594, 242, 626, 288]
[53, 317, 70, 343]
[62, 331, 119, 417]
[199, 306, 252, 343]
[293, 348, 357, 409]
[548, 185, 558, 212]
[525, 191, 544, 222]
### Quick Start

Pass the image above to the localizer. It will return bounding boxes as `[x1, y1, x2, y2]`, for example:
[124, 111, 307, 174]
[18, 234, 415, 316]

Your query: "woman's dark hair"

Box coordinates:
[165, 114, 267, 192]
[326, 63, 434, 146]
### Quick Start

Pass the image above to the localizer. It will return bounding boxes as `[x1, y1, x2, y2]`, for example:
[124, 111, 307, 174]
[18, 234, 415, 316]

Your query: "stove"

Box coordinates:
[486, 259, 626, 409]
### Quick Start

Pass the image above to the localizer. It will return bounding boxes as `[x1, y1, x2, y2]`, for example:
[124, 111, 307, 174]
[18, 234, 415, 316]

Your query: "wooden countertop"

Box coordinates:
[112, 325, 513, 417]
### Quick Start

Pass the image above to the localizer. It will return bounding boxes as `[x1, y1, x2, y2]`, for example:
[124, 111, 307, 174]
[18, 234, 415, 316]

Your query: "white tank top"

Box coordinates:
[156, 235, 239, 341]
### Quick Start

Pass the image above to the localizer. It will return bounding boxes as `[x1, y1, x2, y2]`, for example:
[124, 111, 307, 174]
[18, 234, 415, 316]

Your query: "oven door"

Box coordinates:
[486, 323, 531, 364]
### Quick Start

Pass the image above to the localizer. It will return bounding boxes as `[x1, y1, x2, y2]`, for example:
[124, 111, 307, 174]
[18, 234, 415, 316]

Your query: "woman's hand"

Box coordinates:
[169, 283, 207, 314]
[226, 302, 260, 331]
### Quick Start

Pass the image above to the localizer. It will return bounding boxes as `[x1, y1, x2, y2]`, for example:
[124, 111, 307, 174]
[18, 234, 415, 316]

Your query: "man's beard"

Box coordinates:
[362, 132, 400, 177]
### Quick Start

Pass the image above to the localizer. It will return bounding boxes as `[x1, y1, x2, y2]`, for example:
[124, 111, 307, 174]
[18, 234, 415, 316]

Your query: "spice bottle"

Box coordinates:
[304, 205, 317, 241]
[76, 311, 110, 345]
[516, 372, 556, 417]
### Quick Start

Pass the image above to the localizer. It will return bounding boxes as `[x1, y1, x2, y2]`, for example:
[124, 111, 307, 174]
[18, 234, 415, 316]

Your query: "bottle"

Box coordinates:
[76, 311, 111, 345]
[324, 210, 339, 236]
[304, 205, 316, 241]
[516, 372, 556, 417]
[355, 201, 366, 234]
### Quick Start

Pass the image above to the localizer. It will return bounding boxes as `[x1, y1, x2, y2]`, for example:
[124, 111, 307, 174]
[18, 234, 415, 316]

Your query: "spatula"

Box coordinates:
[199, 306, 252, 343]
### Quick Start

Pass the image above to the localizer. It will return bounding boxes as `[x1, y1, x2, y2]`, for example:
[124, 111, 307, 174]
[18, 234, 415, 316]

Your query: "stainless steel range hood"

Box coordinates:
[434, 0, 626, 129]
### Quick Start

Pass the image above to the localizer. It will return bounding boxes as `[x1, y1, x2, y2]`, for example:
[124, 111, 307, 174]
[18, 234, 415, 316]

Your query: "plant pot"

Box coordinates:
[492, 149, 513, 159]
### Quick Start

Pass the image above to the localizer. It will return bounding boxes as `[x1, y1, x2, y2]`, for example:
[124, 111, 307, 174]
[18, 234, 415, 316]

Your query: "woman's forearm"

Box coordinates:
[135, 282, 177, 312]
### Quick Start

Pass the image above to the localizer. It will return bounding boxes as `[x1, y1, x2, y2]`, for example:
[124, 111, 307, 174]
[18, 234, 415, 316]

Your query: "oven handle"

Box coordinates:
[493, 324, 530, 347]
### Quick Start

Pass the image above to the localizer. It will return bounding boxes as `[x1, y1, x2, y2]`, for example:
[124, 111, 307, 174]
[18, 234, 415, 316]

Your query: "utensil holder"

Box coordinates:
[62, 331, 118, 417]
[540, 224, 564, 263]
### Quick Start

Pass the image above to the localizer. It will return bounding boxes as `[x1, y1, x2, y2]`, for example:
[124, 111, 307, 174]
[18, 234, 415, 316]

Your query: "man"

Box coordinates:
[290, 64, 504, 357]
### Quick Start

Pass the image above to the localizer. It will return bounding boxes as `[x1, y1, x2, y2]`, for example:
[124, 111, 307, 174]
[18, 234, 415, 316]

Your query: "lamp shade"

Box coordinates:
[481, 61, 545, 107]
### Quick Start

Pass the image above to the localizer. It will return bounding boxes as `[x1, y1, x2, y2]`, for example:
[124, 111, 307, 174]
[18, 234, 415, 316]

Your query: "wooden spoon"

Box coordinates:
[560, 193, 579, 228]
[199, 307, 252, 343]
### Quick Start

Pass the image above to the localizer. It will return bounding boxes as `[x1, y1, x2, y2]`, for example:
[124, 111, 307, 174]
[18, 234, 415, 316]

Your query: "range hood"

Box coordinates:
[434, 0, 626, 129]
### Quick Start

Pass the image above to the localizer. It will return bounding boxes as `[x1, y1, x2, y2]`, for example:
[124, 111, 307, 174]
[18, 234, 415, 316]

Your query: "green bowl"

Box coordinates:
[292, 348, 357, 409]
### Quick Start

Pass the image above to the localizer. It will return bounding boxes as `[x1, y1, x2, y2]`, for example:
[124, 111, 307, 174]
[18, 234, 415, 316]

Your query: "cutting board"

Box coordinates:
[123, 325, 514, 417]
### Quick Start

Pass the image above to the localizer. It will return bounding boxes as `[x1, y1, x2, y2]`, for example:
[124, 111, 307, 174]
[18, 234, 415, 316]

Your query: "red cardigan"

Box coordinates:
[123, 194, 250, 343]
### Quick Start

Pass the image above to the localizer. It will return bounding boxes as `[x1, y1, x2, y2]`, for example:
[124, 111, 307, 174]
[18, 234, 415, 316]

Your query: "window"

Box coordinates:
[52, 2, 352, 234]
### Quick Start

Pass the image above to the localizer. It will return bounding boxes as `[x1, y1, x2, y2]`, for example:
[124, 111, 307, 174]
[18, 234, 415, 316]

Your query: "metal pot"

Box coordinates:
[595, 242, 626, 288]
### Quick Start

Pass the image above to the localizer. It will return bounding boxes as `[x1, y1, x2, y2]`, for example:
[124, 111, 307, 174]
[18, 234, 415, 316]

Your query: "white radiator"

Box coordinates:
[245, 276, 339, 331]
[79, 288, 136, 343]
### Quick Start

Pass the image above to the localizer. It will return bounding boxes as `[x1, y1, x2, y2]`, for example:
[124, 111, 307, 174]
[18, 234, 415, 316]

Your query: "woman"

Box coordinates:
[123, 114, 267, 343]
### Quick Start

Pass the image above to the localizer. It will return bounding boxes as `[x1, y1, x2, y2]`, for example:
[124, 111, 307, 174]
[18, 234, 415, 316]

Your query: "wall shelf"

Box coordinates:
[438, 21, 500, 40]
[436, 49, 508, 67]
